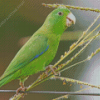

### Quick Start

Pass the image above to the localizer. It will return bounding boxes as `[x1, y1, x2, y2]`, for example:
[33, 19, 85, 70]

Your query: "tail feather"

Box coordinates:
[0, 74, 14, 88]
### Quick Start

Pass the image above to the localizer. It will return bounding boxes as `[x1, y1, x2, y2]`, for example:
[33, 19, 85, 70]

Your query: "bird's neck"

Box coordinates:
[42, 21, 66, 35]
[40, 24, 65, 37]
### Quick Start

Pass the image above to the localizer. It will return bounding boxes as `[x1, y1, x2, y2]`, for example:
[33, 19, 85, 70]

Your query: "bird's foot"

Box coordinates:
[45, 65, 60, 76]
[16, 87, 27, 98]
[16, 87, 27, 95]
[16, 82, 27, 98]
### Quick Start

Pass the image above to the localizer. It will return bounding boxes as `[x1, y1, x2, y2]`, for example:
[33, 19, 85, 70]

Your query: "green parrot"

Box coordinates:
[0, 7, 76, 92]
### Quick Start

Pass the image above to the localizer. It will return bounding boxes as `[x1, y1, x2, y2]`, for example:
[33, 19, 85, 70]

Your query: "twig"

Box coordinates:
[42, 3, 100, 13]
[53, 84, 100, 100]
[57, 31, 99, 73]
[75, 14, 100, 45]
[51, 76, 100, 89]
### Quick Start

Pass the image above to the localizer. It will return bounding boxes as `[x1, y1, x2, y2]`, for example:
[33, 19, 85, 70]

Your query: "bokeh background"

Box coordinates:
[0, 0, 100, 100]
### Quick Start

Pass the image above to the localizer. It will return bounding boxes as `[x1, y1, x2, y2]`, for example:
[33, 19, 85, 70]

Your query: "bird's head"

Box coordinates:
[43, 7, 76, 34]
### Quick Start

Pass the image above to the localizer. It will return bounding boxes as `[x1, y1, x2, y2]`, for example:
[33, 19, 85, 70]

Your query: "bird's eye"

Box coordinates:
[58, 12, 63, 16]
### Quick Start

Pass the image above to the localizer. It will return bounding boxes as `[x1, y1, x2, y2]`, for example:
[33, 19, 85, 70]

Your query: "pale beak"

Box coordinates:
[66, 12, 76, 27]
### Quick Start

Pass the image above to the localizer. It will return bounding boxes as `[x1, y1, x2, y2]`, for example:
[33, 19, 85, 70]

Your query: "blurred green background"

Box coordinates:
[0, 0, 100, 100]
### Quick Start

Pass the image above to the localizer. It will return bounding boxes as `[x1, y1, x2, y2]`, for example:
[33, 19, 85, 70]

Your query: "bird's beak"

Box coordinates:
[66, 12, 76, 27]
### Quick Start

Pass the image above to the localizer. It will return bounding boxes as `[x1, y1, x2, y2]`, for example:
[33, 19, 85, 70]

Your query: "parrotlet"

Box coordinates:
[0, 7, 76, 91]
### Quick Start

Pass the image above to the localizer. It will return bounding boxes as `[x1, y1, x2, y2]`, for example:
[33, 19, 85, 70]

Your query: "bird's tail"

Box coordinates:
[0, 74, 14, 88]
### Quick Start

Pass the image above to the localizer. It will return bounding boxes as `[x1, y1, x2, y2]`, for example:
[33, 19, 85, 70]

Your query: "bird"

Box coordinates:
[0, 7, 76, 93]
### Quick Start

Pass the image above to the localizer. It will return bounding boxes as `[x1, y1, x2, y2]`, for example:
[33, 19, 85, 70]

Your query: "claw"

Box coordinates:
[16, 82, 27, 98]
[16, 87, 27, 95]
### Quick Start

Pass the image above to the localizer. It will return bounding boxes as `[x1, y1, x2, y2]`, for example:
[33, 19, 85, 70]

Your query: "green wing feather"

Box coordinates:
[0, 34, 49, 80]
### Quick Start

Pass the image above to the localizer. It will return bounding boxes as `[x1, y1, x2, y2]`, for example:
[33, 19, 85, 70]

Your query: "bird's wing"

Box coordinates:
[1, 34, 49, 79]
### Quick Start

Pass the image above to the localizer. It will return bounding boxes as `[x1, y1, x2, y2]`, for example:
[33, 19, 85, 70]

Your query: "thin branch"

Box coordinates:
[75, 14, 100, 45]
[53, 85, 100, 100]
[0, 90, 100, 96]
[51, 76, 100, 89]
[42, 3, 100, 13]
[57, 31, 99, 73]
[59, 40, 100, 73]
[83, 33, 100, 44]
